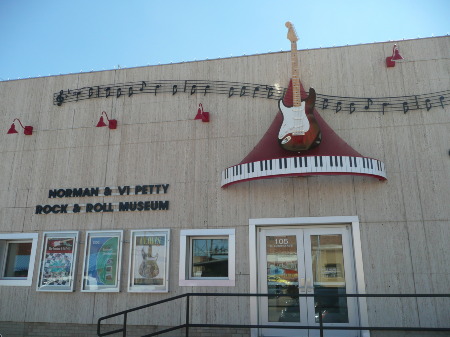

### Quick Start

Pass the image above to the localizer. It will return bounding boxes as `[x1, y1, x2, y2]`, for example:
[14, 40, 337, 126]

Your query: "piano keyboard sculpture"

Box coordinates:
[221, 23, 387, 188]
[221, 91, 387, 187]
[222, 156, 386, 187]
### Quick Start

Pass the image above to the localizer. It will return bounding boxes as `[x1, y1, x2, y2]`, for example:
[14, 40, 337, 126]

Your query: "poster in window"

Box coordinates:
[266, 235, 299, 285]
[82, 230, 123, 292]
[128, 230, 170, 292]
[37, 232, 79, 292]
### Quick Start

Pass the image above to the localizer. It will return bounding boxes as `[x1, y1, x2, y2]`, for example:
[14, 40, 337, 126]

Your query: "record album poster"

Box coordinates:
[129, 230, 170, 292]
[82, 231, 122, 292]
[37, 232, 79, 292]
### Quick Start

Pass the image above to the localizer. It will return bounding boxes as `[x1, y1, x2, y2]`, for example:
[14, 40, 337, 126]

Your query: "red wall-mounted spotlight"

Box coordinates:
[386, 44, 404, 68]
[194, 103, 210, 122]
[96, 111, 117, 129]
[7, 118, 33, 135]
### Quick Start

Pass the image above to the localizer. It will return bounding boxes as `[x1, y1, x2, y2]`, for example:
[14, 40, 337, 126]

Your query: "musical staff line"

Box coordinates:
[53, 80, 449, 114]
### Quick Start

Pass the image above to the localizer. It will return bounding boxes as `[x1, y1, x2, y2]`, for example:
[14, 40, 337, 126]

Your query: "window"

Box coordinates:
[179, 229, 235, 286]
[0, 233, 39, 286]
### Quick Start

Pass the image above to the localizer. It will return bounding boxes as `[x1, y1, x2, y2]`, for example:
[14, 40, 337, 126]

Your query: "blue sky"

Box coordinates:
[0, 0, 448, 80]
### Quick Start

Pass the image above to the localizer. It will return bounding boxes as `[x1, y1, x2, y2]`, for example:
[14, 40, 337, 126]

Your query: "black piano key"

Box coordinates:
[335, 156, 338, 167]
[279, 158, 283, 169]
[330, 156, 333, 167]
[349, 157, 353, 167]
[354, 157, 357, 167]
[314, 156, 318, 167]
[339, 156, 343, 167]
[363, 158, 366, 169]
[304, 157, 308, 167]
[240, 165, 242, 175]
[320, 156, 323, 167]
[294, 157, 298, 168]
[284, 158, 287, 168]
[269, 160, 273, 170]
[247, 164, 250, 174]
[370, 159, 373, 169]
[299, 157, 303, 167]
[251, 162, 255, 172]
[260, 161, 263, 171]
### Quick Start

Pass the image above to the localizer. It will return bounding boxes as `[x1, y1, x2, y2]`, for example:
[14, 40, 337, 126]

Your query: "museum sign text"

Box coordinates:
[35, 184, 170, 214]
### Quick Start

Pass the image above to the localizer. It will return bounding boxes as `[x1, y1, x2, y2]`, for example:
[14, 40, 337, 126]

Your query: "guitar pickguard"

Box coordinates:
[278, 99, 310, 139]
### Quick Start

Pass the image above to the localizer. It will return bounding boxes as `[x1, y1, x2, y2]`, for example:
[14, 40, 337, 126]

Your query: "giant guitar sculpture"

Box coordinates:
[220, 22, 387, 188]
[278, 22, 321, 152]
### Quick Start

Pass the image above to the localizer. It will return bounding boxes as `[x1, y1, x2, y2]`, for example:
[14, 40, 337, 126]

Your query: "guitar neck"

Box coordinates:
[290, 41, 301, 107]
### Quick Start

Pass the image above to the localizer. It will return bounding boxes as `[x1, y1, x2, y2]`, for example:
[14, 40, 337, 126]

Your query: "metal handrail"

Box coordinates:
[97, 293, 450, 337]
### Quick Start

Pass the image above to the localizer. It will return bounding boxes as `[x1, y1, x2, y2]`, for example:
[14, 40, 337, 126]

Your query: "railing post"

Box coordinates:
[123, 312, 127, 337]
[318, 306, 324, 337]
[185, 294, 190, 337]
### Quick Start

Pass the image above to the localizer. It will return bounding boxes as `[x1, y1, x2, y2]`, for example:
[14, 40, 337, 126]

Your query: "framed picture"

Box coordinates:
[81, 230, 123, 292]
[36, 231, 79, 292]
[128, 229, 170, 292]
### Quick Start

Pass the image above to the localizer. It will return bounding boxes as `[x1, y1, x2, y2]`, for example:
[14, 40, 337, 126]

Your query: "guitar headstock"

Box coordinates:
[285, 21, 298, 43]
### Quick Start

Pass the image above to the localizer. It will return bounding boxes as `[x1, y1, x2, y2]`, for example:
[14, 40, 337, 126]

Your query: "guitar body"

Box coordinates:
[278, 87, 321, 152]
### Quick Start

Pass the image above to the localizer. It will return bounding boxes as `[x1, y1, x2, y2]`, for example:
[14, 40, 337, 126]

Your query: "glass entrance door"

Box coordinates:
[258, 227, 359, 337]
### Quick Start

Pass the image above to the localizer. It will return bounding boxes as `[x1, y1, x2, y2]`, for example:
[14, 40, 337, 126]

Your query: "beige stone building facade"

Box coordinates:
[0, 36, 449, 337]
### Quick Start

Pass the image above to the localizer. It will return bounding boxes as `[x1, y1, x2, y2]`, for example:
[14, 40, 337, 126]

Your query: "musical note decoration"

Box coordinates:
[52, 80, 449, 116]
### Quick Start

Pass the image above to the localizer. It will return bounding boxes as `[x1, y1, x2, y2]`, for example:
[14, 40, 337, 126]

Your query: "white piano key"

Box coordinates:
[248, 162, 257, 179]
[300, 156, 309, 174]
[319, 156, 329, 172]
[340, 156, 351, 173]
[283, 157, 293, 174]
[252, 160, 263, 177]
[305, 157, 311, 173]
[327, 156, 335, 173]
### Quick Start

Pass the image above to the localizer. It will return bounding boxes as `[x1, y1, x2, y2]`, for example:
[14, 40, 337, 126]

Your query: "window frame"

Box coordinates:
[179, 228, 235, 287]
[0, 233, 39, 286]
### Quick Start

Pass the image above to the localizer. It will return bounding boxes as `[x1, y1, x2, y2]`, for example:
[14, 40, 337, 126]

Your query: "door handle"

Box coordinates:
[306, 278, 313, 292]
[299, 278, 306, 293]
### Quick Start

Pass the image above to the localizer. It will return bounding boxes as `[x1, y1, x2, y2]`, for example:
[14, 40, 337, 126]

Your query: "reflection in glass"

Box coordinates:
[266, 235, 300, 322]
[311, 235, 349, 323]
[3, 242, 32, 278]
[191, 238, 228, 278]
